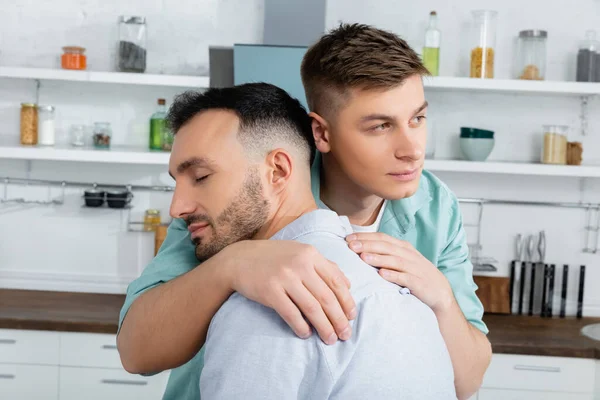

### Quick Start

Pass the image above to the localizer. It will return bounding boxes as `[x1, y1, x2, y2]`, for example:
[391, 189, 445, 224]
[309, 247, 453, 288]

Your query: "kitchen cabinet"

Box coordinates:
[0, 329, 168, 400]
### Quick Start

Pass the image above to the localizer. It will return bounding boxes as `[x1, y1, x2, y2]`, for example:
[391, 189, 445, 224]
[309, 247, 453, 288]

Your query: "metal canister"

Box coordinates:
[20, 103, 38, 145]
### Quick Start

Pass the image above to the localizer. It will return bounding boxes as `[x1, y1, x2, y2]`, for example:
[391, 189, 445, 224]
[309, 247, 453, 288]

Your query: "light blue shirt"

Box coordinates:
[199, 209, 456, 400]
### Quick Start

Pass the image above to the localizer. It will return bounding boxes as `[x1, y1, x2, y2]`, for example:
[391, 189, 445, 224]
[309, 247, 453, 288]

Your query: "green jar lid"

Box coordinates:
[460, 127, 494, 139]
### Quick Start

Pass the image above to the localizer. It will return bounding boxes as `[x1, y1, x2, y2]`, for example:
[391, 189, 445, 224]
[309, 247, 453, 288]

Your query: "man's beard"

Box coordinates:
[186, 168, 269, 262]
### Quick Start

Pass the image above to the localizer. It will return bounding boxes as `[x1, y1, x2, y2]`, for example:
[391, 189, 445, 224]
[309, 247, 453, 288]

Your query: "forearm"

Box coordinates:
[118, 248, 235, 374]
[435, 299, 492, 400]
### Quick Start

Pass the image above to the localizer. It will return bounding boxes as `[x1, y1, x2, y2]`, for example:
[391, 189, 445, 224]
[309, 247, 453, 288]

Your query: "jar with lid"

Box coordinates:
[20, 103, 38, 145]
[61, 46, 87, 70]
[92, 122, 112, 149]
[38, 106, 55, 146]
[144, 209, 161, 232]
[70, 124, 87, 147]
[516, 30, 547, 80]
[470, 10, 497, 79]
[118, 16, 147, 73]
[541, 125, 568, 165]
[576, 30, 600, 82]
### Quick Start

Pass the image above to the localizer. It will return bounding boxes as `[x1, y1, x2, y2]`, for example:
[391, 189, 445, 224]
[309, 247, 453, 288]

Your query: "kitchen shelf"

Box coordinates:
[0, 66, 210, 88]
[0, 141, 170, 165]
[423, 76, 600, 96]
[426, 159, 600, 178]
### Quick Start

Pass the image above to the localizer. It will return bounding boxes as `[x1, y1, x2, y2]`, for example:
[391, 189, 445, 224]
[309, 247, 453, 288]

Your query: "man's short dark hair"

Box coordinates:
[167, 82, 316, 166]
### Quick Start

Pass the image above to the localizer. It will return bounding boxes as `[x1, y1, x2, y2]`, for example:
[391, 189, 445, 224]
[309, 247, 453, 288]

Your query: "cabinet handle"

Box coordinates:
[514, 365, 561, 373]
[101, 379, 148, 386]
[101, 344, 118, 350]
[0, 339, 16, 345]
[0, 374, 15, 379]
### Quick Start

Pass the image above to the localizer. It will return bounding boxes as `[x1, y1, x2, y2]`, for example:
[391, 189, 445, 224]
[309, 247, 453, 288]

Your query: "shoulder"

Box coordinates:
[420, 169, 459, 213]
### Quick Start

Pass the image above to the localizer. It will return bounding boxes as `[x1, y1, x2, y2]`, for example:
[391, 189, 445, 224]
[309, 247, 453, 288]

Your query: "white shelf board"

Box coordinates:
[0, 141, 170, 165]
[0, 66, 210, 88]
[426, 159, 600, 178]
[423, 76, 600, 96]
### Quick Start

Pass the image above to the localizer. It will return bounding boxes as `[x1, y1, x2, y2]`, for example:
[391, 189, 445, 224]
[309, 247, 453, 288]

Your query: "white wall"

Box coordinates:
[1, 0, 599, 317]
[327, 0, 600, 316]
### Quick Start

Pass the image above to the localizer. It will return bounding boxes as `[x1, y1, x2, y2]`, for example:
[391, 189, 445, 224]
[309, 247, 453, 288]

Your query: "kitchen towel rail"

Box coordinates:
[2, 177, 174, 193]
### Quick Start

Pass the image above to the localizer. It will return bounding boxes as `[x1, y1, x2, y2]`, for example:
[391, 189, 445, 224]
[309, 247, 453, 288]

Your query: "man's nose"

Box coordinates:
[169, 184, 197, 220]
[393, 126, 423, 160]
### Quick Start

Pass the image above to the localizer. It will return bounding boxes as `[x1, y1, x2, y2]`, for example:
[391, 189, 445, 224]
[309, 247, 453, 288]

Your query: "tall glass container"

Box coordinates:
[38, 105, 56, 146]
[20, 103, 38, 145]
[118, 16, 147, 73]
[470, 10, 497, 79]
[516, 30, 547, 80]
[576, 30, 600, 82]
[423, 11, 441, 76]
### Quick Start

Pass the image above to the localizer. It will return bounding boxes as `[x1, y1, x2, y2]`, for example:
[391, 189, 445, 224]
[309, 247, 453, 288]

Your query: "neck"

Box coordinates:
[320, 153, 384, 226]
[254, 182, 318, 240]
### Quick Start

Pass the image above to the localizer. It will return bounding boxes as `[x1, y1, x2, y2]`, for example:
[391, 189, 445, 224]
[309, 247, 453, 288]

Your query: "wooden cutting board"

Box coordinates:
[474, 276, 511, 314]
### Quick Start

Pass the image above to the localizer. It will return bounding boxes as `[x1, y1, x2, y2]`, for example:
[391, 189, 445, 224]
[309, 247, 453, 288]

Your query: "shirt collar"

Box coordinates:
[270, 209, 353, 241]
[310, 151, 432, 234]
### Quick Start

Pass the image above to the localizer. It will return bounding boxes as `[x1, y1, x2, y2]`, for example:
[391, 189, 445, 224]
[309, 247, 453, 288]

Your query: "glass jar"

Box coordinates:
[516, 30, 547, 80]
[61, 46, 87, 70]
[20, 103, 38, 145]
[118, 16, 147, 73]
[541, 125, 568, 165]
[144, 209, 161, 232]
[470, 10, 497, 79]
[38, 106, 56, 146]
[576, 30, 600, 82]
[70, 124, 87, 147]
[92, 122, 112, 149]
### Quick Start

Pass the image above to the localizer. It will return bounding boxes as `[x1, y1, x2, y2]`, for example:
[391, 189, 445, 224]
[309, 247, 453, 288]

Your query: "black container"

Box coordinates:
[106, 189, 133, 209]
[83, 189, 105, 207]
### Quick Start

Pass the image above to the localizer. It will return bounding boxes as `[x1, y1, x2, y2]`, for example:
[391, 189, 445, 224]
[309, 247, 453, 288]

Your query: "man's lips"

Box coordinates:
[387, 167, 420, 181]
[188, 222, 210, 239]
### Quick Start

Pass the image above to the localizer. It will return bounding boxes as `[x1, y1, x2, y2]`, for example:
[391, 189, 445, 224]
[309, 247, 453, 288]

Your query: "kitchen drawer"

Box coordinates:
[0, 363, 59, 400]
[59, 366, 168, 400]
[0, 329, 60, 365]
[478, 388, 593, 400]
[59, 332, 122, 369]
[482, 354, 595, 394]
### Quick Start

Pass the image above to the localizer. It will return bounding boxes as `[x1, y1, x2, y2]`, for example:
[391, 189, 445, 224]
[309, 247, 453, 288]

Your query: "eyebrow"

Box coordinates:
[168, 156, 215, 180]
[359, 101, 429, 124]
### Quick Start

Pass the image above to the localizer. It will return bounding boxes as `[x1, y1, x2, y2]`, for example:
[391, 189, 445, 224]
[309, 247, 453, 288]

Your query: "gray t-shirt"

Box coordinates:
[200, 209, 456, 399]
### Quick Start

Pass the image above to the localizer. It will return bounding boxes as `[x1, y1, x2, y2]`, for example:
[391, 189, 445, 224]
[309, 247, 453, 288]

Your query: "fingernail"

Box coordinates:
[363, 254, 373, 262]
[349, 241, 362, 250]
[346, 235, 356, 242]
[348, 307, 357, 319]
[380, 269, 390, 278]
[327, 333, 337, 345]
[339, 326, 352, 341]
[300, 330, 312, 339]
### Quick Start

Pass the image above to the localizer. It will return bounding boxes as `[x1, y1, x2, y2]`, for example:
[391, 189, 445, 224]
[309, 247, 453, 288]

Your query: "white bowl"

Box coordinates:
[460, 138, 495, 161]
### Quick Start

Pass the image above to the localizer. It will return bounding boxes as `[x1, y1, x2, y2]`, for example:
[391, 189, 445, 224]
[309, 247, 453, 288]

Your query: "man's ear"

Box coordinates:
[309, 112, 331, 154]
[265, 148, 293, 193]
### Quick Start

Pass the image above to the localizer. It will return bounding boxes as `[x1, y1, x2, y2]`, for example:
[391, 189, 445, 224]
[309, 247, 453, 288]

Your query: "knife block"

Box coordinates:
[474, 276, 511, 314]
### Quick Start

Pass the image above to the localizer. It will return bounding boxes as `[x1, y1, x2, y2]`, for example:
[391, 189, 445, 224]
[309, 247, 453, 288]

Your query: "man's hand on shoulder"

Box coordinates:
[220, 240, 357, 345]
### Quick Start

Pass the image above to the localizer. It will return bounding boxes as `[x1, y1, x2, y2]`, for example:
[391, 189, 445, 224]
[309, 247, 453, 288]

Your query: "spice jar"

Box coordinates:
[117, 16, 147, 73]
[20, 103, 38, 145]
[61, 46, 87, 70]
[541, 125, 568, 165]
[576, 30, 600, 82]
[38, 106, 56, 146]
[92, 122, 112, 149]
[516, 30, 547, 80]
[470, 10, 497, 79]
[144, 209, 161, 232]
[70, 124, 87, 147]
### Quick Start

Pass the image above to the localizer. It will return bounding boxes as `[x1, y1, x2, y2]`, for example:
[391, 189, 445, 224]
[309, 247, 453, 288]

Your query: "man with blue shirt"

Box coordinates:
[167, 82, 456, 399]
[117, 23, 491, 400]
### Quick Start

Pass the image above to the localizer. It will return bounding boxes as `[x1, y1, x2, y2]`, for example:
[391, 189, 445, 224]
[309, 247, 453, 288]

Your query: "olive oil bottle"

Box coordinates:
[423, 11, 441, 76]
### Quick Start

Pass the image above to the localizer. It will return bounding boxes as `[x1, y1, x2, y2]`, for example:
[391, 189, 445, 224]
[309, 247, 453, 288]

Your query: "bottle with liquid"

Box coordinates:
[423, 11, 441, 76]
[150, 98, 167, 150]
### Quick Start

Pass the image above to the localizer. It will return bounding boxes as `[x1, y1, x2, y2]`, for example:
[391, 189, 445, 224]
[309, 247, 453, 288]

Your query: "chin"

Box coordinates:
[375, 181, 421, 201]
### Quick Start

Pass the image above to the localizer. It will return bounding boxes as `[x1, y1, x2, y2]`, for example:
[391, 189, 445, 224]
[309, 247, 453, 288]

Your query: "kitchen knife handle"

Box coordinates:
[547, 264, 555, 318]
[541, 264, 549, 317]
[577, 265, 586, 319]
[518, 261, 527, 315]
[509, 260, 516, 312]
[560, 265, 568, 318]
[528, 263, 536, 316]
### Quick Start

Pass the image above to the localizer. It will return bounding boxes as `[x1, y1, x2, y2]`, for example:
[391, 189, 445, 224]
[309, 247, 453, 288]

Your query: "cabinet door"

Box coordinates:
[59, 366, 169, 400]
[0, 329, 60, 365]
[478, 388, 593, 400]
[0, 364, 59, 400]
[59, 332, 121, 369]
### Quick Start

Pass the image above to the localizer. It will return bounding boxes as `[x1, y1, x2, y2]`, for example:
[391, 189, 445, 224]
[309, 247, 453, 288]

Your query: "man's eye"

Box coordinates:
[371, 122, 391, 131]
[195, 175, 209, 183]
[411, 115, 427, 125]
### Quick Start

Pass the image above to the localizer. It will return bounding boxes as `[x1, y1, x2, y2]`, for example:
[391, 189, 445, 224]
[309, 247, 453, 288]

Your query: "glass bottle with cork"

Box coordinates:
[423, 11, 441, 76]
[150, 98, 167, 150]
